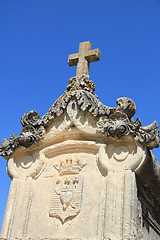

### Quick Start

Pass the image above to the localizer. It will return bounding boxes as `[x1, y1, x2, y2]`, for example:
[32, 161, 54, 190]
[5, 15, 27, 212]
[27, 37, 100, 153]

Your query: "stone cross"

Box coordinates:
[68, 41, 101, 78]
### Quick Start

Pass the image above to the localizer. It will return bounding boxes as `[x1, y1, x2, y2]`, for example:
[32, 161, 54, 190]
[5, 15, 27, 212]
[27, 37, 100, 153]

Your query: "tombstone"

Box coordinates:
[0, 41, 160, 240]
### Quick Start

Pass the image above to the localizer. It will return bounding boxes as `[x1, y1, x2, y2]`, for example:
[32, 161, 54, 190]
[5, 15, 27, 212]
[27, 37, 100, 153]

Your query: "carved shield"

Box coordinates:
[50, 175, 83, 223]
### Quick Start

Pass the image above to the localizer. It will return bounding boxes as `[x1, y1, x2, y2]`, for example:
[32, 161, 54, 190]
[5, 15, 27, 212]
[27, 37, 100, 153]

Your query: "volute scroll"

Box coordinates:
[98, 137, 147, 173]
[7, 151, 46, 179]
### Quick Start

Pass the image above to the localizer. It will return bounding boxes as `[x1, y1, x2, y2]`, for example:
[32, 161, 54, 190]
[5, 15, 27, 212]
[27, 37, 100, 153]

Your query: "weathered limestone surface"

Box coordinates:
[0, 41, 160, 240]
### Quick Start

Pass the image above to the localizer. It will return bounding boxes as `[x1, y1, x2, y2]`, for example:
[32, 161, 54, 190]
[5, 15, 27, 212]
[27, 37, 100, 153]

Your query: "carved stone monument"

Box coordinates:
[0, 41, 160, 240]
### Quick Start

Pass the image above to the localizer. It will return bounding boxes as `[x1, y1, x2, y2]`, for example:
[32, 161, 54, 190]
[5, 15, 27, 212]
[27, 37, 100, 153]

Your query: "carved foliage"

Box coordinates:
[67, 74, 96, 93]
[0, 111, 45, 159]
[41, 75, 111, 125]
[116, 97, 136, 119]
[97, 97, 159, 149]
[136, 121, 160, 149]
[97, 112, 141, 139]
[0, 79, 159, 159]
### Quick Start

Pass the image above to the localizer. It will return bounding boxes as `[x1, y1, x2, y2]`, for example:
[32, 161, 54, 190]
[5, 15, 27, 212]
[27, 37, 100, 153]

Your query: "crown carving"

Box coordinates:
[54, 158, 86, 176]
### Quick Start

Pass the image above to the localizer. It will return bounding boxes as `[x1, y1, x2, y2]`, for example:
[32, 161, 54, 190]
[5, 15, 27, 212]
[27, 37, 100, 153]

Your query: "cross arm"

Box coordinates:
[68, 53, 79, 66]
[85, 48, 101, 63]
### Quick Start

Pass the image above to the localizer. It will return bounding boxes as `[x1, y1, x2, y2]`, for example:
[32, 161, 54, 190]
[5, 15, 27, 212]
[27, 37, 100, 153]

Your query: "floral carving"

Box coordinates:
[116, 97, 136, 119]
[0, 111, 45, 159]
[135, 121, 159, 149]
[97, 98, 159, 149]
[0, 78, 159, 159]
[67, 74, 96, 93]
[97, 111, 139, 139]
[21, 110, 41, 127]
[41, 75, 111, 125]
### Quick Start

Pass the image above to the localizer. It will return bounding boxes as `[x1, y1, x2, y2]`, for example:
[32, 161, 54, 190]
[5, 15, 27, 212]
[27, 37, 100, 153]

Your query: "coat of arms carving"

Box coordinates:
[49, 158, 86, 223]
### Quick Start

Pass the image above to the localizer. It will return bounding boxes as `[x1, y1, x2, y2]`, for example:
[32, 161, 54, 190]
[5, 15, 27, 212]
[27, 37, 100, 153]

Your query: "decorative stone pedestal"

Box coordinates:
[0, 41, 160, 240]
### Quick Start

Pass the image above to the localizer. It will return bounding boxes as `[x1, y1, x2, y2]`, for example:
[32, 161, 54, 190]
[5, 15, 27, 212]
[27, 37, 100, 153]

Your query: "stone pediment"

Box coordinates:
[0, 75, 159, 160]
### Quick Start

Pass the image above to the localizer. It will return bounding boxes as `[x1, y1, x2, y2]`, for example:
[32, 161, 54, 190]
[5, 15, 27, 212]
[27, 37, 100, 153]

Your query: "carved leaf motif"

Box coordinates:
[97, 110, 159, 149]
[0, 76, 159, 159]
[21, 110, 40, 127]
[0, 111, 45, 159]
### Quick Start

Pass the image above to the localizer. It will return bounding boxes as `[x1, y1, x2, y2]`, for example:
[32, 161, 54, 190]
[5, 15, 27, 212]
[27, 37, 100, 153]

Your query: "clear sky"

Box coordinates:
[0, 0, 160, 231]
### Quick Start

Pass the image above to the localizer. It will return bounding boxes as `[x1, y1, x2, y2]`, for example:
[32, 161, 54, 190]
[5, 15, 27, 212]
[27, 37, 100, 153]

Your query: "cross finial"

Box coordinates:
[68, 41, 101, 78]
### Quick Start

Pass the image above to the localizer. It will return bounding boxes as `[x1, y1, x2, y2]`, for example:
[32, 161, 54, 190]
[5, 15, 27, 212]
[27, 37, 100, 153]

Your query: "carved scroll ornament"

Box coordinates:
[97, 98, 159, 149]
[0, 76, 159, 159]
[0, 111, 45, 159]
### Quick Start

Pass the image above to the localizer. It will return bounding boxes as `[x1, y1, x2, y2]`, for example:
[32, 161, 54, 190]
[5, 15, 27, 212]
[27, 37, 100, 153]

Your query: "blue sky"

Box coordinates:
[0, 0, 160, 230]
